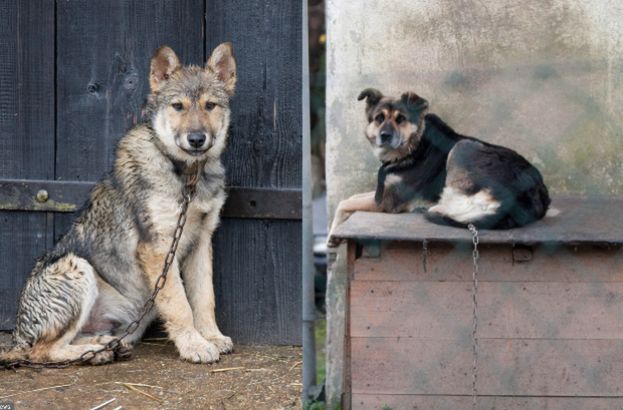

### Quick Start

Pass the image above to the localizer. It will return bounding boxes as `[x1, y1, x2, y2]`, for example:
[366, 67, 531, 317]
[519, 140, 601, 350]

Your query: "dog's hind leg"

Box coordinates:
[15, 254, 113, 365]
[426, 187, 503, 227]
[73, 334, 133, 361]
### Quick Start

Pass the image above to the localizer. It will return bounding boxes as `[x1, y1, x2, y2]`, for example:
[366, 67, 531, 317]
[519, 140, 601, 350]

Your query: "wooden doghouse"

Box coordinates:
[331, 197, 623, 409]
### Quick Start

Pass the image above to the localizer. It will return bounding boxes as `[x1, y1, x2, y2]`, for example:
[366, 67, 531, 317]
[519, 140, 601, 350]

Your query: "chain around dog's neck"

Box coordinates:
[375, 151, 420, 205]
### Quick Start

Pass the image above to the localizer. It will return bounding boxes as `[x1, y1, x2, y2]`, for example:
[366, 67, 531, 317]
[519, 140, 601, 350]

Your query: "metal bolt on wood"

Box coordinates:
[35, 189, 48, 203]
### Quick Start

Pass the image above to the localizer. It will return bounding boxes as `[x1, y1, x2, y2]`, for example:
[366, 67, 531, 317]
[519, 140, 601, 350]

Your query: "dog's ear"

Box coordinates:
[401, 92, 429, 111]
[149, 46, 181, 93]
[207, 42, 237, 96]
[358, 88, 383, 107]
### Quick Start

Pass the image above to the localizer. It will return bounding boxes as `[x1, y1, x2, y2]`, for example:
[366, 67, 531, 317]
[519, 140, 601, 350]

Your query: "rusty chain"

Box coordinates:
[2, 163, 202, 370]
[468, 223, 480, 409]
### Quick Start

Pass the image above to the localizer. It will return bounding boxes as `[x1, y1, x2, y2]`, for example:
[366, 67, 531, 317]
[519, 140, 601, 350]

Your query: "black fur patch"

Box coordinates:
[375, 113, 550, 229]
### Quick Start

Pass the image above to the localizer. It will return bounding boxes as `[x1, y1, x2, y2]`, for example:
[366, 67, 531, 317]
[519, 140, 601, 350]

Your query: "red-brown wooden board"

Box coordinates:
[351, 281, 623, 339]
[351, 337, 623, 396]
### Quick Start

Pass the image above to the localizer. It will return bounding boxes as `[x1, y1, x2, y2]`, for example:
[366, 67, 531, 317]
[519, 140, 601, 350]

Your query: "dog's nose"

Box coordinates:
[188, 133, 206, 149]
[380, 131, 392, 144]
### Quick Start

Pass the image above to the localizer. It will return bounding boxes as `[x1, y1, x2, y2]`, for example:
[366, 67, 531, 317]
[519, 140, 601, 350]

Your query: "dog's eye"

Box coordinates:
[205, 102, 216, 111]
[171, 102, 184, 111]
[395, 114, 406, 124]
[375, 113, 385, 123]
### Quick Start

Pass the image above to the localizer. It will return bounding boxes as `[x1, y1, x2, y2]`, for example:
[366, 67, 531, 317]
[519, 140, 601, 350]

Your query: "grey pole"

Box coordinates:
[302, 0, 317, 401]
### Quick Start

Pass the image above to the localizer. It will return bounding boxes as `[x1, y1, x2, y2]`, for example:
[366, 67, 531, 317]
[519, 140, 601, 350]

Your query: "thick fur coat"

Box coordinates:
[1, 43, 237, 365]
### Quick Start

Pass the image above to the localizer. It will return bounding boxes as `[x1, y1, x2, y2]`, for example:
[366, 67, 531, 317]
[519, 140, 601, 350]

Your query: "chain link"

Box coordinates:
[467, 223, 480, 409]
[422, 239, 428, 273]
[2, 164, 202, 370]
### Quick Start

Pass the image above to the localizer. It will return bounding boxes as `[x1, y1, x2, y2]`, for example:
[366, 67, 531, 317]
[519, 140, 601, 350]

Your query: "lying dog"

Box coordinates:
[1, 43, 236, 365]
[329, 89, 550, 242]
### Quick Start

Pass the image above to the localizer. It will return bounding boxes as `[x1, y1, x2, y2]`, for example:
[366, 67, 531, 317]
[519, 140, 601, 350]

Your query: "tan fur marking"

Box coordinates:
[136, 242, 220, 363]
[328, 191, 380, 246]
[182, 217, 233, 354]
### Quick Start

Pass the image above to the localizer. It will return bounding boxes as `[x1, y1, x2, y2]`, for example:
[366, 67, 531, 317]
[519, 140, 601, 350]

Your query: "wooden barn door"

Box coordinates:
[0, 0, 301, 345]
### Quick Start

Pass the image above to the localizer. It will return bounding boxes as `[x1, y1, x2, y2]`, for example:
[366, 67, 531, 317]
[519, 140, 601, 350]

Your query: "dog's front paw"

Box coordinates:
[176, 330, 220, 364]
[327, 235, 342, 248]
[205, 334, 234, 354]
[88, 349, 115, 365]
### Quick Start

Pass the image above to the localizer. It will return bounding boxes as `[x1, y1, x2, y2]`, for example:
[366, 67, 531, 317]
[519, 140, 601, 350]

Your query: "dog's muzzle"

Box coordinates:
[376, 132, 401, 149]
[184, 133, 214, 154]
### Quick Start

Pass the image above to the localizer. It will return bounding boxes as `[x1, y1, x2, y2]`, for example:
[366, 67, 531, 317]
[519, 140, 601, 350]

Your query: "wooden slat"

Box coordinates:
[0, 0, 55, 329]
[213, 219, 301, 344]
[205, 0, 302, 188]
[351, 338, 623, 396]
[55, 0, 204, 182]
[354, 242, 623, 282]
[0, 179, 302, 219]
[352, 394, 623, 410]
[332, 197, 623, 246]
[351, 281, 623, 339]
[206, 0, 302, 344]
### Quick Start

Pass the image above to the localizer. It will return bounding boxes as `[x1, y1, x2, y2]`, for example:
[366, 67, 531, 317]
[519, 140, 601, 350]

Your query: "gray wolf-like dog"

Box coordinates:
[329, 89, 550, 244]
[1, 43, 236, 365]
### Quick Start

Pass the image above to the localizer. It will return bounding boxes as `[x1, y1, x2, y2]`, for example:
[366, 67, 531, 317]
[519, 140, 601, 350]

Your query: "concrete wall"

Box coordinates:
[327, 0, 623, 218]
[325, 1, 623, 406]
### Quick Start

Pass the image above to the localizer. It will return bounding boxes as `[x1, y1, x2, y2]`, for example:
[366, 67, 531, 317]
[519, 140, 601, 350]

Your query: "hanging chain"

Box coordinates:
[422, 239, 428, 273]
[467, 223, 480, 409]
[2, 164, 202, 370]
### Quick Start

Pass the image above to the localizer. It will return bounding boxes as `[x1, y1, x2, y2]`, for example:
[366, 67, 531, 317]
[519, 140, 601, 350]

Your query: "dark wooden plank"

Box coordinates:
[352, 394, 623, 410]
[205, 0, 302, 189]
[213, 219, 302, 344]
[0, 179, 302, 219]
[0, 179, 91, 213]
[55, 0, 204, 181]
[351, 280, 623, 339]
[0, 0, 55, 329]
[54, 0, 205, 240]
[351, 338, 623, 396]
[354, 242, 623, 282]
[332, 196, 623, 246]
[221, 187, 301, 220]
[205, 0, 302, 344]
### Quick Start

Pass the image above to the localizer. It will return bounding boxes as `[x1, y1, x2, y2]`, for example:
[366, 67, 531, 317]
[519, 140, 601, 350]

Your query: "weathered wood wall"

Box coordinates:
[349, 241, 623, 408]
[0, 0, 301, 345]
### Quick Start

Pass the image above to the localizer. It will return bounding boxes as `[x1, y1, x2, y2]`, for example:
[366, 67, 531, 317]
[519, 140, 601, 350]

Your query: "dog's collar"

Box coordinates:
[171, 158, 208, 187]
[375, 153, 418, 205]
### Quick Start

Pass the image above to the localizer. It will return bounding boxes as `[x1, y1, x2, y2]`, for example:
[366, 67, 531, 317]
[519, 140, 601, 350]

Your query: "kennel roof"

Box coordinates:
[330, 196, 623, 246]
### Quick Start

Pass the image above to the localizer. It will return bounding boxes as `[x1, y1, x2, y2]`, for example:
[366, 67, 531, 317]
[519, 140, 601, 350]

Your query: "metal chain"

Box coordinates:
[467, 223, 480, 409]
[2, 165, 202, 370]
[422, 239, 428, 273]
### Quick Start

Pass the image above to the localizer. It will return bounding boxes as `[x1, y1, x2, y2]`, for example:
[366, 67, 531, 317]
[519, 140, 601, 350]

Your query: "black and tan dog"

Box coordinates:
[329, 89, 550, 242]
[1, 43, 236, 365]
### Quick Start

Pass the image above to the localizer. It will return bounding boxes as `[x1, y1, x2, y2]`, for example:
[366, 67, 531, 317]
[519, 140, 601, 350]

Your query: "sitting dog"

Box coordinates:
[329, 89, 550, 242]
[1, 43, 236, 365]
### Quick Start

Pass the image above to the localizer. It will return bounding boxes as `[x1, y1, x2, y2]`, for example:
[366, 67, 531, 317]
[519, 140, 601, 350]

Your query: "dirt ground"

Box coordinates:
[0, 333, 302, 410]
